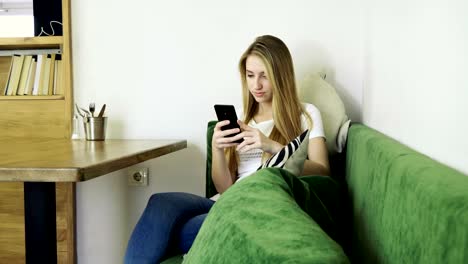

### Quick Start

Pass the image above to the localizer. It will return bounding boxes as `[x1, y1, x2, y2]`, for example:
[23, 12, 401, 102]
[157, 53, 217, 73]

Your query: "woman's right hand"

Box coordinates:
[212, 120, 241, 150]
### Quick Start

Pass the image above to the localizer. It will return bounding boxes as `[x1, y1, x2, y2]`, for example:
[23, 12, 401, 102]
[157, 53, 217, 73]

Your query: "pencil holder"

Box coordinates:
[83, 117, 107, 141]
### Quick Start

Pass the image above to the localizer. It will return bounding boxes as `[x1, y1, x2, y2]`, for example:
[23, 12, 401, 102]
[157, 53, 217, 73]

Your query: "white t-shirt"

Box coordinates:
[236, 103, 325, 181]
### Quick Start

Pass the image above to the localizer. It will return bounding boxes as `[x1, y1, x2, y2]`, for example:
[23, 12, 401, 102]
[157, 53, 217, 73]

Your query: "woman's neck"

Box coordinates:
[255, 102, 273, 123]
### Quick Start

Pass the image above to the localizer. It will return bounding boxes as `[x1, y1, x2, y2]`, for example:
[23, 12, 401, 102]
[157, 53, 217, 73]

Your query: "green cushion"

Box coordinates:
[183, 168, 349, 264]
[298, 175, 348, 247]
[346, 124, 468, 263]
[160, 255, 184, 264]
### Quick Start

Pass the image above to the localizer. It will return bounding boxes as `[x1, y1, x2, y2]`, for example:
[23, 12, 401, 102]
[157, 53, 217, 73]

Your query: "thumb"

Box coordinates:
[237, 120, 250, 131]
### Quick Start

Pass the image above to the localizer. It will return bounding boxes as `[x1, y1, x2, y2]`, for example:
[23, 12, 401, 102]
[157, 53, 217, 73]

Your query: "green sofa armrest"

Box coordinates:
[346, 124, 468, 263]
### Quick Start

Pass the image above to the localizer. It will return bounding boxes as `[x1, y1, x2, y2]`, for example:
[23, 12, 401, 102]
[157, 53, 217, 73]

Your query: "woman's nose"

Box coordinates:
[254, 78, 262, 90]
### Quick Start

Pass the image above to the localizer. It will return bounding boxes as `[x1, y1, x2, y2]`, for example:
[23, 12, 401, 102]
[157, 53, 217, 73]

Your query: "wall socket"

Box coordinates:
[128, 168, 149, 186]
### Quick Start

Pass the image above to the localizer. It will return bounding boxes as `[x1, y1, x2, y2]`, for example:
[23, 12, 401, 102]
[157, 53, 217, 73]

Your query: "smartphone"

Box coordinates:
[214, 104, 243, 143]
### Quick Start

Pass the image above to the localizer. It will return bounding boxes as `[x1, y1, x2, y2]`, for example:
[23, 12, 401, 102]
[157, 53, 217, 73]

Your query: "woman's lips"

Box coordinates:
[254, 92, 265, 97]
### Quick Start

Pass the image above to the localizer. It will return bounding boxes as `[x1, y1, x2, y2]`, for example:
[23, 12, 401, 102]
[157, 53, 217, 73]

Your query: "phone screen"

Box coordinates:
[214, 104, 243, 143]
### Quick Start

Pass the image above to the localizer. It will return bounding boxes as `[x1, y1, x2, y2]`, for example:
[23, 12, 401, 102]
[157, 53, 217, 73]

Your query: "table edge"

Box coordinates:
[0, 140, 187, 182]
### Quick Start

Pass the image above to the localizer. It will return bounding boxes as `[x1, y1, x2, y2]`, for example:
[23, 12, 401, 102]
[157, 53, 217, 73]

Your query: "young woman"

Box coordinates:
[124, 35, 330, 263]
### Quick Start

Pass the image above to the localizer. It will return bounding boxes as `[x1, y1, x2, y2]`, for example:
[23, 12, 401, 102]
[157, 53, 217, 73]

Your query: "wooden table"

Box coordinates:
[0, 138, 187, 264]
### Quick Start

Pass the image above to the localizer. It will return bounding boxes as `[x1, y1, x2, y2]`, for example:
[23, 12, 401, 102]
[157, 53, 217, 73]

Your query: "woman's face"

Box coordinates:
[245, 55, 273, 104]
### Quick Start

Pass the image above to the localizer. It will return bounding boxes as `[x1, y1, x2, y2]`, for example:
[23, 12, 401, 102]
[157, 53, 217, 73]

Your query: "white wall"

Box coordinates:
[0, 15, 33, 37]
[363, 0, 468, 175]
[72, 0, 364, 262]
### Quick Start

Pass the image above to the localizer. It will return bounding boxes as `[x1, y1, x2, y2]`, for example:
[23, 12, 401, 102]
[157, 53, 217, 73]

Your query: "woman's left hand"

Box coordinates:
[234, 121, 283, 154]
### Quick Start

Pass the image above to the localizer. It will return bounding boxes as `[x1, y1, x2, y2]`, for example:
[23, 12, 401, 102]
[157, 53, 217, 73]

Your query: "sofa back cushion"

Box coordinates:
[346, 124, 468, 263]
[205, 121, 217, 198]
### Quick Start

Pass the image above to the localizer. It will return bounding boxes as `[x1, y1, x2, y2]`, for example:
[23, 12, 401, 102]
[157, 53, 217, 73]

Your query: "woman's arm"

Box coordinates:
[302, 137, 330, 176]
[211, 148, 234, 193]
[211, 120, 239, 193]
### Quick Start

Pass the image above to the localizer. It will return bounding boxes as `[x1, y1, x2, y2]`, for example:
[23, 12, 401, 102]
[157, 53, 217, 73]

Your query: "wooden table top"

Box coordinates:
[0, 138, 187, 182]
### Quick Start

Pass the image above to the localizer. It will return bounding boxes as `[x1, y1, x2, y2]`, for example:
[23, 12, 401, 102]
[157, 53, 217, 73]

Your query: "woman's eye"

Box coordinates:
[247, 74, 254, 78]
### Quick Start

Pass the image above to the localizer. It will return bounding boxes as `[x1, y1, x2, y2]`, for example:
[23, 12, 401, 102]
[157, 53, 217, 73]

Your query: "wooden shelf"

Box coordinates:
[0, 95, 65, 100]
[0, 36, 63, 50]
[0, 1, 75, 263]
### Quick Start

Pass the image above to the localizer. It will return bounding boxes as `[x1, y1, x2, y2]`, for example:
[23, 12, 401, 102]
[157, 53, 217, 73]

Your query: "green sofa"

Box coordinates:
[162, 123, 468, 263]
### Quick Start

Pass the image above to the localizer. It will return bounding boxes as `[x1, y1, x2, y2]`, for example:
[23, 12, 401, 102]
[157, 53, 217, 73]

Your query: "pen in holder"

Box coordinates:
[83, 117, 107, 141]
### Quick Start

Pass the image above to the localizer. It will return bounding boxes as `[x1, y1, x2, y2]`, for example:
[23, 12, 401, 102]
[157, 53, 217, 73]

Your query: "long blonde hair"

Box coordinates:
[226, 35, 312, 175]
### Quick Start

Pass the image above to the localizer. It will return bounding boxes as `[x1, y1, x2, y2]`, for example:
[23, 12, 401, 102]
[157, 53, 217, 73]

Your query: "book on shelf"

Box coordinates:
[54, 54, 63, 95]
[24, 55, 37, 95]
[32, 54, 45, 95]
[5, 54, 25, 96]
[1, 52, 63, 96]
[47, 53, 56, 95]
[39, 54, 51, 96]
[17, 55, 33, 95]
[0, 56, 13, 95]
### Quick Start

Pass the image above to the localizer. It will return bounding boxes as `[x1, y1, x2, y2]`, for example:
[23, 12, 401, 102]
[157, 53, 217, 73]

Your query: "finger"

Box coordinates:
[236, 137, 255, 152]
[215, 120, 231, 130]
[217, 143, 238, 149]
[218, 128, 241, 138]
[229, 132, 245, 141]
[238, 140, 261, 153]
[237, 143, 253, 153]
[237, 120, 252, 131]
[217, 136, 241, 144]
[239, 131, 256, 138]
[235, 139, 248, 151]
